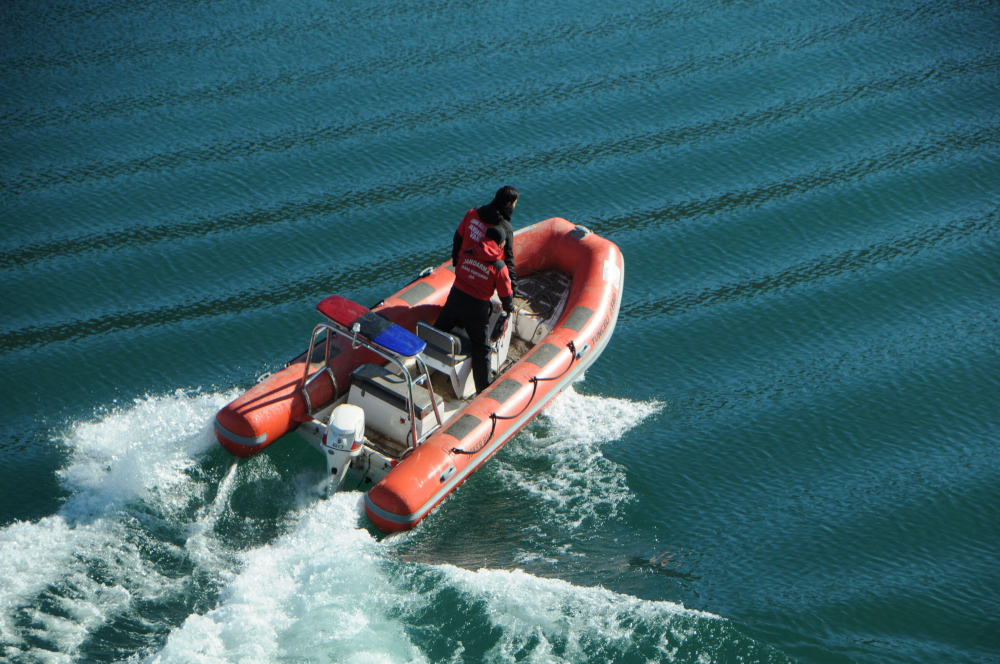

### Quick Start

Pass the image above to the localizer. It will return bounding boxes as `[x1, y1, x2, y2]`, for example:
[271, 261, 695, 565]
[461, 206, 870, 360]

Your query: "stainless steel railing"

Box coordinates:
[300, 321, 443, 450]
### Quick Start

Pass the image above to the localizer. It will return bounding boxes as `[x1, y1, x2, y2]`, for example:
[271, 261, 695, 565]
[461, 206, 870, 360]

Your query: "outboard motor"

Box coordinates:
[323, 404, 366, 490]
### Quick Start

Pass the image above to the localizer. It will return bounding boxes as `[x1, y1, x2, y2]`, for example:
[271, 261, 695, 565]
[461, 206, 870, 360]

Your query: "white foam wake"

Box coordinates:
[149, 493, 427, 664]
[497, 384, 663, 528]
[149, 496, 721, 664]
[539, 382, 664, 446]
[57, 389, 231, 521]
[0, 389, 238, 660]
[185, 458, 240, 570]
[0, 516, 118, 653]
[438, 565, 719, 662]
[141, 388, 706, 664]
[1, 384, 693, 663]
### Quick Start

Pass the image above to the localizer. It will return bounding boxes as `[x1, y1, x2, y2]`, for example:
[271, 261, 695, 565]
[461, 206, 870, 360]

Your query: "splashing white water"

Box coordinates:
[437, 565, 718, 663]
[1, 385, 707, 664]
[539, 382, 664, 446]
[185, 459, 240, 570]
[0, 516, 115, 652]
[56, 389, 228, 522]
[143, 386, 699, 664]
[149, 495, 720, 664]
[497, 384, 663, 528]
[0, 389, 238, 660]
[150, 493, 428, 664]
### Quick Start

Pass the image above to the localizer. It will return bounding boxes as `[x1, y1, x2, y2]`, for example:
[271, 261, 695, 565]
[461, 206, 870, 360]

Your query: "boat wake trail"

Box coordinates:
[405, 564, 725, 663]
[151, 491, 771, 664]
[496, 383, 663, 530]
[150, 493, 427, 663]
[0, 390, 239, 662]
[1, 387, 778, 664]
[185, 458, 239, 570]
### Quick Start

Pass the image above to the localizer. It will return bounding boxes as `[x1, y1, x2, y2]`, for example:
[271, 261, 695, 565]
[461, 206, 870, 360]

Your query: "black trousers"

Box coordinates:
[434, 287, 493, 393]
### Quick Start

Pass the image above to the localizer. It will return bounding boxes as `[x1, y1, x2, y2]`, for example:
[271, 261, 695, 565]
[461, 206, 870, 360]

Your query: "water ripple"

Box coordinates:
[622, 208, 998, 320]
[0, 0, 439, 72]
[1, 0, 716, 131]
[591, 119, 999, 239]
[8, 43, 995, 198]
[1, 54, 994, 270]
[0, 245, 442, 354]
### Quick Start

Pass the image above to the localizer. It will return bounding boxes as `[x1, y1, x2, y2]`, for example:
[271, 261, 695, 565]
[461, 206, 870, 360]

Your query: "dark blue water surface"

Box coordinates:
[2, 0, 998, 662]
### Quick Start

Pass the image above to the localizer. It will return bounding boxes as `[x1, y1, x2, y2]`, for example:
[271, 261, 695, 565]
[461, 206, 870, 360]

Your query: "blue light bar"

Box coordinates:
[372, 324, 426, 358]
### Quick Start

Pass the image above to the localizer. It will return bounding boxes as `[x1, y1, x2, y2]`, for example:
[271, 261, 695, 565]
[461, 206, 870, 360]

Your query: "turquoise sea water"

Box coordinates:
[1, 0, 998, 661]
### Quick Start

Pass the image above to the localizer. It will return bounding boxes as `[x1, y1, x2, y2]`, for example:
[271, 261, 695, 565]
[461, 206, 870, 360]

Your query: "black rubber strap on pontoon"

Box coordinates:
[452, 341, 579, 454]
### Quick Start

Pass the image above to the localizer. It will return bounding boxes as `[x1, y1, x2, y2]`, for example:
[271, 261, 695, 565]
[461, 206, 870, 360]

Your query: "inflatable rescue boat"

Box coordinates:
[213, 217, 623, 532]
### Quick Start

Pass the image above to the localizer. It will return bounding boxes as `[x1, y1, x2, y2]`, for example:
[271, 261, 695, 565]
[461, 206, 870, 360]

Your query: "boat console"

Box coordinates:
[348, 362, 442, 447]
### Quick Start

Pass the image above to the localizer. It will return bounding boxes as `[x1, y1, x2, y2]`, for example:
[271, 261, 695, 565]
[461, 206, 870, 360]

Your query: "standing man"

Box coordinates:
[452, 185, 519, 294]
[435, 226, 514, 394]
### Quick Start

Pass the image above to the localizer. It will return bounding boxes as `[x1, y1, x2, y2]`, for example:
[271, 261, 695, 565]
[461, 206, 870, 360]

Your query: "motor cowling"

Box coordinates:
[323, 404, 366, 489]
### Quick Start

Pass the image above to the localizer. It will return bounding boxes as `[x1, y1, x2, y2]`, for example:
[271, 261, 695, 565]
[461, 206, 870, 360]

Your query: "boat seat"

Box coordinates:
[350, 364, 437, 419]
[417, 322, 476, 399]
[417, 323, 468, 366]
[348, 363, 443, 445]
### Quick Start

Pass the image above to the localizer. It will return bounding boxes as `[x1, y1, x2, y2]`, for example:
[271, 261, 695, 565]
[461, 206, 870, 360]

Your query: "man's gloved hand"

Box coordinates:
[490, 312, 509, 342]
